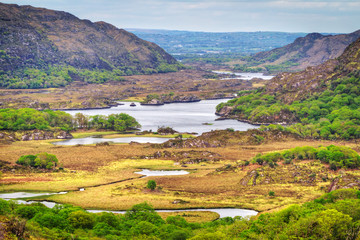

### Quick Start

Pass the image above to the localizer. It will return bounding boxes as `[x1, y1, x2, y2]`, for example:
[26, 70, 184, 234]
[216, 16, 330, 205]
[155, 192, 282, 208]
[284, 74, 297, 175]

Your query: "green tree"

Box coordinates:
[147, 180, 157, 191]
[68, 210, 95, 229]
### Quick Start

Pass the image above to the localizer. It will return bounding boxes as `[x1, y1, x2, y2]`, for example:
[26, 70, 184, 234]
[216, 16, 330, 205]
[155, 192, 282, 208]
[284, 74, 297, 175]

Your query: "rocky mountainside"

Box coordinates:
[0, 3, 178, 78]
[265, 36, 360, 104]
[244, 30, 360, 72]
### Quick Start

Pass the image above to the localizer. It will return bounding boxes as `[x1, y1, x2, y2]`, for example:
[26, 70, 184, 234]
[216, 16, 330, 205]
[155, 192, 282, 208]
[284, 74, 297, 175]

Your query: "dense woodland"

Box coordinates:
[0, 189, 359, 239]
[0, 108, 140, 132]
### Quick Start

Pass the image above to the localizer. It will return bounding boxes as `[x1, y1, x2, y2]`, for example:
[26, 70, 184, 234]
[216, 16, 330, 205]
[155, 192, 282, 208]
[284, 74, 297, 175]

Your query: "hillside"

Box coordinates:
[237, 30, 360, 73]
[217, 37, 360, 139]
[0, 3, 180, 89]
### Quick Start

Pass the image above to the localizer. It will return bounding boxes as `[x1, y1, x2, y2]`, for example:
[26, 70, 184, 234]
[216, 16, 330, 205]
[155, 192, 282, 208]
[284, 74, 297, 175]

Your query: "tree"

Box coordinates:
[68, 210, 95, 229]
[147, 180, 157, 191]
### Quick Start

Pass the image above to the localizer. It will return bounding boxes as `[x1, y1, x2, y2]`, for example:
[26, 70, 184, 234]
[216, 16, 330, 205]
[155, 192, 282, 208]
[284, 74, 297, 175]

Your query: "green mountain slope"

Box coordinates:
[217, 37, 360, 140]
[0, 3, 180, 88]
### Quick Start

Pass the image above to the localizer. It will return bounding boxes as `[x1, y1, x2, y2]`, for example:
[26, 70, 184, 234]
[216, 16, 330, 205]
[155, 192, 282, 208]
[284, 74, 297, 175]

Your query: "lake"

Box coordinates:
[213, 71, 274, 80]
[65, 99, 258, 134]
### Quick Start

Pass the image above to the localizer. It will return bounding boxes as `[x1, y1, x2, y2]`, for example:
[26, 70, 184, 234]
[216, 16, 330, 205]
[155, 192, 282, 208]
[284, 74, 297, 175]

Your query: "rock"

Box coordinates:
[216, 106, 233, 117]
[130, 102, 136, 107]
[96, 142, 110, 146]
[1, 130, 73, 141]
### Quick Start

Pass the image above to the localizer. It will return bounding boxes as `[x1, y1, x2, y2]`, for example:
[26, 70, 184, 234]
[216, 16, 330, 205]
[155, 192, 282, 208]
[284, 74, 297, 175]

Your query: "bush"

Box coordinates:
[0, 199, 10, 214]
[147, 180, 157, 191]
[68, 210, 95, 229]
[16, 152, 58, 169]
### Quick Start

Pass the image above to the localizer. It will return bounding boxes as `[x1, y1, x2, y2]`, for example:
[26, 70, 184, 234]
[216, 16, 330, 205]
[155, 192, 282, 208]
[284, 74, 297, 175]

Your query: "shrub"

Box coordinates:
[147, 180, 157, 191]
[17, 152, 59, 169]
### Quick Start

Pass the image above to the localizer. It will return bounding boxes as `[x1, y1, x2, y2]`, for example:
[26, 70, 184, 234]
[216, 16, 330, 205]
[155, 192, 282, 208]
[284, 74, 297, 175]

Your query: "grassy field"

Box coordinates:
[0, 137, 359, 221]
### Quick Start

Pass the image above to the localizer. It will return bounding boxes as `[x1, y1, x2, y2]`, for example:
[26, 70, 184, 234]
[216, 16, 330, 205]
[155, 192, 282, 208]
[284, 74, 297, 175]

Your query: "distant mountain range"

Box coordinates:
[127, 28, 309, 54]
[242, 30, 360, 72]
[0, 3, 180, 88]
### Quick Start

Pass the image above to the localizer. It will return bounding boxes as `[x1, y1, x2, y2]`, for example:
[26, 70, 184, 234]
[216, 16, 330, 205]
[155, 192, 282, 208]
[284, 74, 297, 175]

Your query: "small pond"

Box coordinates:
[134, 169, 189, 177]
[53, 136, 172, 145]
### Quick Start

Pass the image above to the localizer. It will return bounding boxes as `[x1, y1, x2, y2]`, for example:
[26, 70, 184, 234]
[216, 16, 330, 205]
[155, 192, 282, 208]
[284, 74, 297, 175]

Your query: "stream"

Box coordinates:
[0, 170, 257, 218]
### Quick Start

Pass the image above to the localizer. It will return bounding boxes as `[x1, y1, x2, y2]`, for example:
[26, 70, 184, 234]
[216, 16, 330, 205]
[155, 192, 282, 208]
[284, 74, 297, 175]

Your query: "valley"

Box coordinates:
[0, 2, 360, 239]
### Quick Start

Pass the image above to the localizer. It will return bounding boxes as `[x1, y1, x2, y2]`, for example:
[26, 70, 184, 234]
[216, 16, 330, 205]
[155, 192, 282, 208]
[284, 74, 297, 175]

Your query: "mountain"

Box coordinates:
[0, 3, 180, 88]
[265, 36, 360, 104]
[241, 30, 360, 73]
[216, 37, 360, 139]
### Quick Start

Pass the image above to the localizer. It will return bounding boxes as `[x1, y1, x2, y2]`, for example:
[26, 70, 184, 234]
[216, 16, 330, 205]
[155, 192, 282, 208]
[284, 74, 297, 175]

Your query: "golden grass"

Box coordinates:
[158, 211, 219, 222]
[121, 97, 146, 102]
[0, 139, 359, 213]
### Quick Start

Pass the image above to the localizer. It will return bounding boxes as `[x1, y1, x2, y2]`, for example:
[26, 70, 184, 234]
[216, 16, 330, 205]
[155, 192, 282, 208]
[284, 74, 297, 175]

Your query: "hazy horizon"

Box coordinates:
[1, 0, 359, 34]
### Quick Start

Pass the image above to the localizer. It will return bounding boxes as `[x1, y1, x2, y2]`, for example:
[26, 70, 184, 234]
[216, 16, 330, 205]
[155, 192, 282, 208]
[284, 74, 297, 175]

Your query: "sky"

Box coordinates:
[1, 0, 360, 33]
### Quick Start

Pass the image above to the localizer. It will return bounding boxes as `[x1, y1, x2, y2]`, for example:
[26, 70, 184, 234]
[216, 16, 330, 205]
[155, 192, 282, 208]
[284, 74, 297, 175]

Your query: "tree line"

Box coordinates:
[0, 108, 140, 132]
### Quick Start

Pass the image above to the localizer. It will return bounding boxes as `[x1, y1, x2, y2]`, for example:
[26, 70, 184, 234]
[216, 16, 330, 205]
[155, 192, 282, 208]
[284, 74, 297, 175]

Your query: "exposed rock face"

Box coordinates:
[0, 3, 177, 72]
[248, 30, 360, 72]
[0, 130, 73, 141]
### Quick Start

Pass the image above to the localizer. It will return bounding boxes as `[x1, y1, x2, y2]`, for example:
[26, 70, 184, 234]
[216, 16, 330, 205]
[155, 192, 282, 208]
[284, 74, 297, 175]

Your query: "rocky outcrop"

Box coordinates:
[215, 106, 233, 117]
[0, 130, 73, 141]
[328, 173, 360, 192]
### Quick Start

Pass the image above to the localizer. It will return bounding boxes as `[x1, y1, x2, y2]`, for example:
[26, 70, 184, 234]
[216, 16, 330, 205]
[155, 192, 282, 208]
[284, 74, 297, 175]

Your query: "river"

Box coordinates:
[64, 99, 258, 134]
